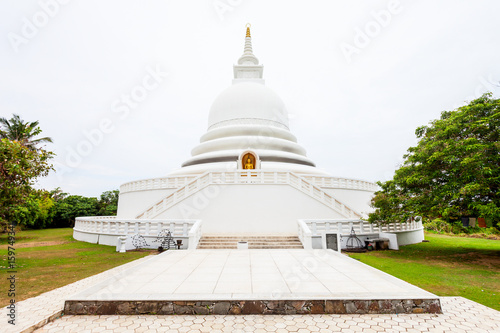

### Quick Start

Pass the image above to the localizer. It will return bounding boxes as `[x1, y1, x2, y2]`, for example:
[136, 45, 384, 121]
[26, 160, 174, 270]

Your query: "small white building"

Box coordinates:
[74, 26, 424, 250]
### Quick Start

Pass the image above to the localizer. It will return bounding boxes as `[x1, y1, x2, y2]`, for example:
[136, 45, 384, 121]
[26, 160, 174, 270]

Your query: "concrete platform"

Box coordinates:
[65, 249, 441, 315]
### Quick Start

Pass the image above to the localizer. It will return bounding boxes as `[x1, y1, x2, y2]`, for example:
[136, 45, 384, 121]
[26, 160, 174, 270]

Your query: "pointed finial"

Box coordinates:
[234, 23, 263, 80]
[246, 23, 251, 38]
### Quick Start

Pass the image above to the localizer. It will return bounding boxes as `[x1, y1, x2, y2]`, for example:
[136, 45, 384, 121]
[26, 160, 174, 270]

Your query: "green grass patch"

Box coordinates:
[348, 233, 500, 310]
[0, 228, 154, 306]
[0, 227, 74, 245]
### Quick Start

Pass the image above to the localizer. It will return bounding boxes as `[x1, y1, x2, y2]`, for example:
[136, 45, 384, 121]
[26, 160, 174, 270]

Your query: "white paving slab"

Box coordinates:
[67, 249, 437, 302]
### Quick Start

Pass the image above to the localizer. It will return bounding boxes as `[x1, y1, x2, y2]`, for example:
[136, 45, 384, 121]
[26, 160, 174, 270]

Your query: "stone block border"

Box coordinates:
[65, 298, 442, 315]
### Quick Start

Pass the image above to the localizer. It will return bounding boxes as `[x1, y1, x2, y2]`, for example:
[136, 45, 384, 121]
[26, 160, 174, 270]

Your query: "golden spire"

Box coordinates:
[246, 23, 251, 38]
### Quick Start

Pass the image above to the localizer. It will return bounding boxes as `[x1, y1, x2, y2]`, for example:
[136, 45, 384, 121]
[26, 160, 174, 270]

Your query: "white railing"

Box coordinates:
[120, 173, 377, 194]
[188, 220, 202, 250]
[120, 175, 198, 194]
[297, 219, 313, 250]
[299, 218, 423, 237]
[136, 172, 212, 219]
[136, 170, 362, 219]
[74, 217, 200, 238]
[302, 176, 378, 192]
[287, 173, 361, 218]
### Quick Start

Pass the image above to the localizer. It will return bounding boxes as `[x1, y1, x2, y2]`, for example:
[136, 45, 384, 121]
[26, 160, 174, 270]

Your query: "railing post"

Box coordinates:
[183, 222, 188, 236]
[369, 223, 374, 233]
[337, 222, 343, 235]
[359, 221, 364, 233]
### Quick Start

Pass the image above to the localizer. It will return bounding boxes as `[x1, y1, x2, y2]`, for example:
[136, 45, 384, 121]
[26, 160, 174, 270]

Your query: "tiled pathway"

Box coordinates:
[67, 250, 437, 302]
[2, 251, 499, 332]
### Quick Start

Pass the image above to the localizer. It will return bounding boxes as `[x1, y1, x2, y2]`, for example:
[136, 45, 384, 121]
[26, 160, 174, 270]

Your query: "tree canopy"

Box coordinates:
[0, 113, 121, 230]
[0, 138, 53, 229]
[0, 114, 52, 151]
[0, 114, 54, 229]
[370, 93, 500, 225]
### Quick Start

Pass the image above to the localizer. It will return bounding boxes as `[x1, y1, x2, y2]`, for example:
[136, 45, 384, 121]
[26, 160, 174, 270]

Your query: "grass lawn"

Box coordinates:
[347, 233, 500, 311]
[0, 228, 154, 307]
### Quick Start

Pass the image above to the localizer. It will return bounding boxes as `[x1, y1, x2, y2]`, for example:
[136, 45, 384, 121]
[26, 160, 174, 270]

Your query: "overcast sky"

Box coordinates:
[1, 0, 499, 197]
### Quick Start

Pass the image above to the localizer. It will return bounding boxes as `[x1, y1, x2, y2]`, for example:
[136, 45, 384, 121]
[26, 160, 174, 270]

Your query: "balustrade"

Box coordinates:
[74, 217, 199, 239]
[299, 217, 423, 237]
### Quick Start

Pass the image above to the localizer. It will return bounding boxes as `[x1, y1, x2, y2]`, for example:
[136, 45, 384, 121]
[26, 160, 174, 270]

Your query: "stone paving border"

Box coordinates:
[64, 298, 442, 315]
[35, 297, 500, 332]
[1, 255, 156, 333]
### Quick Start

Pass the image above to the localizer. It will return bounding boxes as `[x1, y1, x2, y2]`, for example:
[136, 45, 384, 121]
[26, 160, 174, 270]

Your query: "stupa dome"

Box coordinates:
[179, 24, 318, 170]
[207, 82, 289, 130]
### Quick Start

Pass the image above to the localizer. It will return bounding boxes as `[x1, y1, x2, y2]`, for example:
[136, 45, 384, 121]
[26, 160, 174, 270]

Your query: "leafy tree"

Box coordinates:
[12, 190, 55, 229]
[0, 138, 53, 230]
[370, 93, 500, 225]
[0, 114, 52, 151]
[97, 190, 119, 216]
[52, 195, 99, 228]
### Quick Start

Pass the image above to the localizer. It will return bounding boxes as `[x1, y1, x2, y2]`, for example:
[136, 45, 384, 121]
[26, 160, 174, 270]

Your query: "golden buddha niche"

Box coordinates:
[242, 153, 256, 169]
[245, 158, 254, 169]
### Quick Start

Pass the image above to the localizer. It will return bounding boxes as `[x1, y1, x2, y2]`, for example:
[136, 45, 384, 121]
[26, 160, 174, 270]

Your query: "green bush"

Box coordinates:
[424, 218, 500, 236]
[423, 218, 451, 233]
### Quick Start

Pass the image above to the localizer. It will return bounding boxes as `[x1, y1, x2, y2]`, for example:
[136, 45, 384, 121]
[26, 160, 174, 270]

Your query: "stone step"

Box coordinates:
[198, 245, 303, 248]
[198, 240, 302, 244]
[199, 238, 300, 241]
[199, 236, 300, 240]
[197, 235, 304, 249]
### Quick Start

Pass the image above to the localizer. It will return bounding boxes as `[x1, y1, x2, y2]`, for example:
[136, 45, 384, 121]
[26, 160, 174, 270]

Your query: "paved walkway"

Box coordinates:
[68, 250, 437, 302]
[35, 297, 500, 332]
[2, 251, 499, 332]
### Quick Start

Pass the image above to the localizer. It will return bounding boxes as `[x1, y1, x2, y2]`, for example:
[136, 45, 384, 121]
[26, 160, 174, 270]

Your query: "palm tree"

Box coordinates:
[0, 114, 52, 150]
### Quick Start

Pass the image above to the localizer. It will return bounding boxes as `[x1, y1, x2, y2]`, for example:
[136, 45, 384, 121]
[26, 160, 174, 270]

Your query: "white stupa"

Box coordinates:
[116, 25, 377, 235]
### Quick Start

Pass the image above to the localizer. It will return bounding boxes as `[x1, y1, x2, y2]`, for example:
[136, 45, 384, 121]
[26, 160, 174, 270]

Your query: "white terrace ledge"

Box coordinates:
[298, 218, 424, 250]
[73, 217, 202, 250]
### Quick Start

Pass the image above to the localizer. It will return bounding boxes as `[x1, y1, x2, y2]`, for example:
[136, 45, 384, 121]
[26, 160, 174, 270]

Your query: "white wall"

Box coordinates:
[394, 228, 425, 246]
[324, 188, 375, 218]
[116, 188, 176, 218]
[154, 183, 346, 234]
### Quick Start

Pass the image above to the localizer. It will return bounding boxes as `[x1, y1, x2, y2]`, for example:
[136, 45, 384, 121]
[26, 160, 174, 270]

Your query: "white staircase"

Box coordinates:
[135, 171, 362, 219]
[197, 235, 304, 249]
